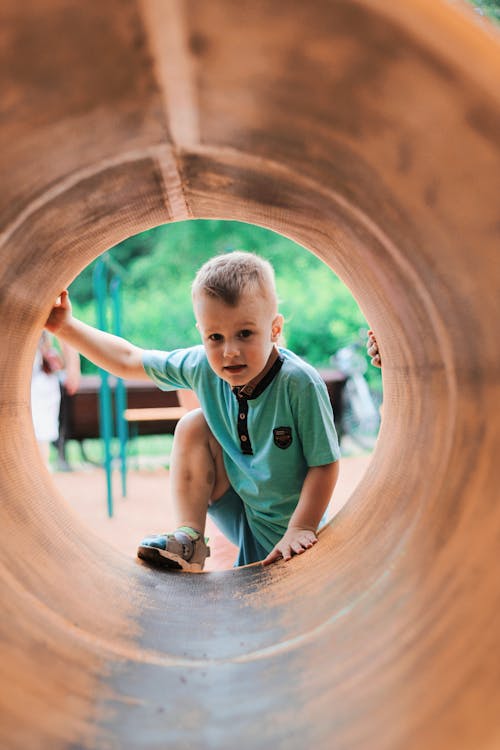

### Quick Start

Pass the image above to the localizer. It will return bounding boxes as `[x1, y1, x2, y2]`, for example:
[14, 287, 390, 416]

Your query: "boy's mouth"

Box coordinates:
[224, 364, 247, 374]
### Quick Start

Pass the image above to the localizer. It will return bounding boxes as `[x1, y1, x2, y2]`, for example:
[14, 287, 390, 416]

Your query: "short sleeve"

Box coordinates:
[142, 346, 206, 391]
[291, 377, 340, 467]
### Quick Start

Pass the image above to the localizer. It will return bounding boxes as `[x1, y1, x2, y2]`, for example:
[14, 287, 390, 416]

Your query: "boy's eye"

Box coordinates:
[208, 333, 223, 342]
[238, 329, 253, 339]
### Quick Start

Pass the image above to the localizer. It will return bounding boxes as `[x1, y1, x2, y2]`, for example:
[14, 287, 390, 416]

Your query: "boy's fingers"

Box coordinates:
[263, 531, 318, 565]
[262, 547, 282, 566]
[279, 543, 292, 561]
[293, 536, 312, 552]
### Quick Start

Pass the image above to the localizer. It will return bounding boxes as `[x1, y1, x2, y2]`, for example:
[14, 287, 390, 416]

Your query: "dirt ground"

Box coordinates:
[53, 454, 371, 571]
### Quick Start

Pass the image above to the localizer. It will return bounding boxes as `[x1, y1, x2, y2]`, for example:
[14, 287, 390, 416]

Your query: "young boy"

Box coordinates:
[46, 251, 340, 571]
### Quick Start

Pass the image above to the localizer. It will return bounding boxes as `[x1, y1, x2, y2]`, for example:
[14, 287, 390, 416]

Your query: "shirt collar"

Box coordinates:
[232, 347, 284, 400]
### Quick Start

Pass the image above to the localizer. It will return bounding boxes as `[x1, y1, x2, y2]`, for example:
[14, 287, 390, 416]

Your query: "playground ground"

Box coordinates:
[52, 451, 372, 571]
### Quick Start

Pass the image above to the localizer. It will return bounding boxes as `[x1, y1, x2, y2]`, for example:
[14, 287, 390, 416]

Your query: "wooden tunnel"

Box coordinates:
[0, 1, 499, 748]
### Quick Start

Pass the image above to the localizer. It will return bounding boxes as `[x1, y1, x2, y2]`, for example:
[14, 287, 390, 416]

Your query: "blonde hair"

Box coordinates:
[192, 251, 277, 307]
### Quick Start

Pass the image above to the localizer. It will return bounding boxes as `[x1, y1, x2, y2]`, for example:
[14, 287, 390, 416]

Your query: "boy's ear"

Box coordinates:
[271, 313, 284, 341]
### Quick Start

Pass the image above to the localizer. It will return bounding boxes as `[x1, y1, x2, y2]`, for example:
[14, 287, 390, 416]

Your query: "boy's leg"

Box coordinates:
[207, 489, 270, 566]
[137, 409, 229, 571]
[169, 408, 230, 533]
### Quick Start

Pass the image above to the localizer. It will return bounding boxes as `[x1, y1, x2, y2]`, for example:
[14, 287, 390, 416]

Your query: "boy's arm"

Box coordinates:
[46, 291, 149, 381]
[262, 460, 339, 566]
[60, 341, 81, 395]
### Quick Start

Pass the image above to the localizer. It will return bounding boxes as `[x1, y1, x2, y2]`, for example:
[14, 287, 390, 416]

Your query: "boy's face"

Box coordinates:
[194, 289, 283, 387]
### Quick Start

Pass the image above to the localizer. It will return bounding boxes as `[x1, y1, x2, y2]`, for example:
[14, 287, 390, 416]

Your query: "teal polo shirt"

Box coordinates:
[142, 346, 340, 553]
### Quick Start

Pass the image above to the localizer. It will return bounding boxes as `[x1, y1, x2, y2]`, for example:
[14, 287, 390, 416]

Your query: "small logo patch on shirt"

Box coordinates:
[273, 426, 293, 449]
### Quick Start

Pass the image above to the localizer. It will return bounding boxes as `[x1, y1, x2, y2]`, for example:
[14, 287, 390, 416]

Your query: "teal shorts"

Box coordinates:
[207, 486, 270, 567]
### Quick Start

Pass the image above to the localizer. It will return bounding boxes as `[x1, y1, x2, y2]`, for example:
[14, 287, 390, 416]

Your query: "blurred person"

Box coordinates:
[31, 331, 80, 468]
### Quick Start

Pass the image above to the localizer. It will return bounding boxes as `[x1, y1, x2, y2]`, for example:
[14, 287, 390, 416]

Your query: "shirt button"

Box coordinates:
[241, 435, 248, 442]
[239, 413, 245, 419]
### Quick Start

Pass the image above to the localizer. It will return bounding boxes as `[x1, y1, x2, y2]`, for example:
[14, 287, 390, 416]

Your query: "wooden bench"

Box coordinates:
[60, 376, 192, 445]
[58, 370, 346, 458]
[123, 406, 188, 424]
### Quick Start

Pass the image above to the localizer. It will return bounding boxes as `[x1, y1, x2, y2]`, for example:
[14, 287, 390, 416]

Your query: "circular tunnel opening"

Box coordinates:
[34, 218, 382, 571]
[2, 1, 499, 746]
[3, 135, 459, 602]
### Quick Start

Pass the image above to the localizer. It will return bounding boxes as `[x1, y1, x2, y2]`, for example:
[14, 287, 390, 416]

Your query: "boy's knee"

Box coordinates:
[174, 408, 227, 490]
[175, 408, 209, 441]
[175, 410, 223, 462]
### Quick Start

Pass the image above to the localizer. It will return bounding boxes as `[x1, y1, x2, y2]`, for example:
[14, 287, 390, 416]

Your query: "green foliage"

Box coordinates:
[69, 220, 381, 391]
[469, 0, 500, 22]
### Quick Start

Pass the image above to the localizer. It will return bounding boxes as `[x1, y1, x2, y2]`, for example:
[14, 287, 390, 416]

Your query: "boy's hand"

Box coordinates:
[262, 526, 318, 566]
[367, 329, 381, 368]
[45, 290, 72, 334]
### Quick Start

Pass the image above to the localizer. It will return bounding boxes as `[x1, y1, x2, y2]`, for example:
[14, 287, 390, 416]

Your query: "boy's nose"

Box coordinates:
[224, 341, 240, 357]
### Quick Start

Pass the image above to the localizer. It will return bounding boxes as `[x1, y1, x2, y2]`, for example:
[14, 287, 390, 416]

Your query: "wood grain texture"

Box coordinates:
[0, 1, 499, 748]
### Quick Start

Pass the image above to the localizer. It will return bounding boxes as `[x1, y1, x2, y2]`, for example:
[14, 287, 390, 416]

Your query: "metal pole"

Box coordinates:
[93, 258, 114, 518]
[111, 276, 128, 498]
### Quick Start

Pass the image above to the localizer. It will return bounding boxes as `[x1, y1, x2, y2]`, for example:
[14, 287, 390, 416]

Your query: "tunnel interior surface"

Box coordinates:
[0, 1, 499, 748]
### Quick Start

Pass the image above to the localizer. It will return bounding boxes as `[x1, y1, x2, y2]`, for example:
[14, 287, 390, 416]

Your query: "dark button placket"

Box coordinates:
[232, 353, 285, 456]
[235, 393, 253, 455]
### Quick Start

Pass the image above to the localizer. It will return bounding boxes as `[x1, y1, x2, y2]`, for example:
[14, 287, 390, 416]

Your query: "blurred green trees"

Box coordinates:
[469, 0, 500, 22]
[69, 220, 379, 387]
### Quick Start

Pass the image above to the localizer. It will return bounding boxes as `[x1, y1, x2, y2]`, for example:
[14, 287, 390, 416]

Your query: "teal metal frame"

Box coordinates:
[111, 276, 128, 499]
[92, 254, 129, 517]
